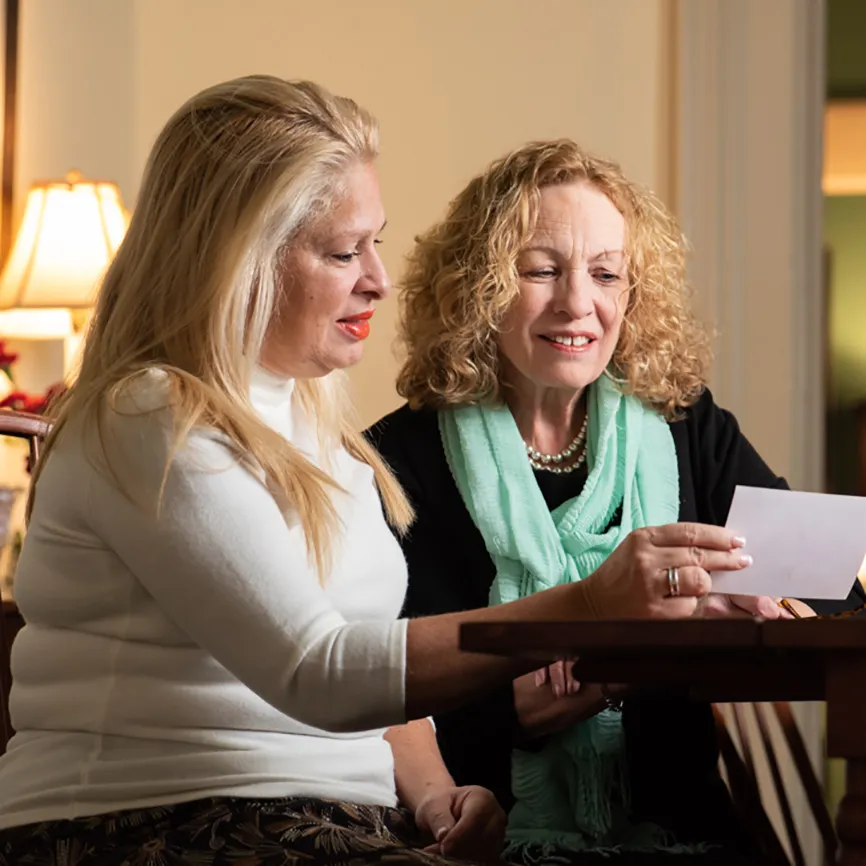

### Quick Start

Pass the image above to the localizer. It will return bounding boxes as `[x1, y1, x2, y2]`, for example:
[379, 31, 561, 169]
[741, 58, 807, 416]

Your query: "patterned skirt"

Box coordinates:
[0, 796, 485, 866]
[0, 795, 767, 866]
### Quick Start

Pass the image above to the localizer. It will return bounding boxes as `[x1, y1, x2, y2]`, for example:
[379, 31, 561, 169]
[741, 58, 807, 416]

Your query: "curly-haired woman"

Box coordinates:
[369, 140, 863, 865]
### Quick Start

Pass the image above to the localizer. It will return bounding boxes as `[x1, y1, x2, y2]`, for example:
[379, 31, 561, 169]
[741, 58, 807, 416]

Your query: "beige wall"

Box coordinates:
[12, 0, 823, 479]
[128, 0, 674, 428]
[15, 0, 674, 427]
[10, 0, 135, 393]
[19, 0, 136, 213]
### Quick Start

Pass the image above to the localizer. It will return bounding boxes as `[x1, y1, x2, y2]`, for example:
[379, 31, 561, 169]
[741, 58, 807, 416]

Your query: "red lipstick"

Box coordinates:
[337, 309, 374, 341]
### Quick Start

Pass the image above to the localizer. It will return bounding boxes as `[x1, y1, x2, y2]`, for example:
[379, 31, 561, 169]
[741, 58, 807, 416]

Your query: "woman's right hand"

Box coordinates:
[580, 523, 752, 620]
[406, 524, 749, 721]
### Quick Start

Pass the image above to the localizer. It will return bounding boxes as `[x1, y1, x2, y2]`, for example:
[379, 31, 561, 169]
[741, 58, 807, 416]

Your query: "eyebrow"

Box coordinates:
[520, 244, 561, 257]
[324, 218, 388, 243]
[589, 249, 625, 262]
[519, 246, 625, 261]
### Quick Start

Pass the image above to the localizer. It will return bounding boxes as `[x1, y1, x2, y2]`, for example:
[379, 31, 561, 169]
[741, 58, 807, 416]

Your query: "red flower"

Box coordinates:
[0, 382, 66, 415]
[0, 391, 29, 411]
[23, 395, 47, 414]
[0, 340, 18, 368]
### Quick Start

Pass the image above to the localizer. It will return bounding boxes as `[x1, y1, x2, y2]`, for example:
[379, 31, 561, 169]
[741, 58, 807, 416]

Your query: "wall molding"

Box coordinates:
[675, 0, 825, 495]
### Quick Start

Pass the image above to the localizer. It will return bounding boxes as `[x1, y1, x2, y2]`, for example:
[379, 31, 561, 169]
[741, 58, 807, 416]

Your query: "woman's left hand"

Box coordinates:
[415, 784, 506, 863]
[694, 594, 807, 619]
[534, 659, 580, 698]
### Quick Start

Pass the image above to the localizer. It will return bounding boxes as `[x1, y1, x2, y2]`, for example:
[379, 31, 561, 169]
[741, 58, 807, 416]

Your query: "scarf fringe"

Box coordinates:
[564, 708, 628, 836]
[503, 835, 717, 865]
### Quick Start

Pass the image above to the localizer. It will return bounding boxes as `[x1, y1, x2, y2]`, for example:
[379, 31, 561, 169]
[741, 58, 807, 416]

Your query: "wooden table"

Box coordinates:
[460, 618, 866, 866]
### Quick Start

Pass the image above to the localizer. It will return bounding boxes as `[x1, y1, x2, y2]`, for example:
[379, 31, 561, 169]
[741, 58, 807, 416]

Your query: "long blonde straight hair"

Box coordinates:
[33, 75, 412, 577]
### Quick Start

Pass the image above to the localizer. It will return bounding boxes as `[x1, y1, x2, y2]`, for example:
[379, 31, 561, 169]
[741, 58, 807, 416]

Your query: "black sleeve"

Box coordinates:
[367, 410, 521, 810]
[686, 390, 865, 616]
[684, 389, 788, 527]
[399, 509, 520, 809]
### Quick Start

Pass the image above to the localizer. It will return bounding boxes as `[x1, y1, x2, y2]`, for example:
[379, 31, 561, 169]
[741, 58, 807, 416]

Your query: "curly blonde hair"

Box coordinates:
[396, 139, 711, 420]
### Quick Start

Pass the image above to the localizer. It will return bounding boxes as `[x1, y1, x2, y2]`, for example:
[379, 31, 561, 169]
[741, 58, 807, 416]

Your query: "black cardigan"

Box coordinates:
[367, 390, 865, 845]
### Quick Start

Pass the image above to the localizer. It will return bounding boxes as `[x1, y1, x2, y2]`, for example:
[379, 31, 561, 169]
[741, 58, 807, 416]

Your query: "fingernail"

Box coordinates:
[534, 671, 543, 687]
[732, 536, 747, 548]
[739, 554, 753, 566]
[436, 827, 448, 841]
[568, 680, 580, 695]
[553, 684, 563, 698]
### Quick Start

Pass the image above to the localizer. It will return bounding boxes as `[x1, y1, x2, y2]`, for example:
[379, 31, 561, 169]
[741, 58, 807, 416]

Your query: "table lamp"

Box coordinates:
[0, 170, 128, 341]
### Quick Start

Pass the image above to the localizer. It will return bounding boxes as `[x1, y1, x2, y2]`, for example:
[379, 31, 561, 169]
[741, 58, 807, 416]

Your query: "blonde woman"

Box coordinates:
[368, 141, 861, 865]
[0, 82, 752, 865]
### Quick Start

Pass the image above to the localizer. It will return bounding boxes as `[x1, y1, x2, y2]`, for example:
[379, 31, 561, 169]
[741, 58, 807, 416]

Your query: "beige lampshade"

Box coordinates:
[0, 170, 128, 313]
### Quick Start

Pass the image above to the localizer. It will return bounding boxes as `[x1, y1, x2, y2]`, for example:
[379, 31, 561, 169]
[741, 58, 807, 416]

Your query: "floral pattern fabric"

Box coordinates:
[0, 796, 486, 866]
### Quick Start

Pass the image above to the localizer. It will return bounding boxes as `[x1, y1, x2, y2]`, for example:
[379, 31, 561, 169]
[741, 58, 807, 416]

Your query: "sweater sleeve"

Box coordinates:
[81, 399, 407, 735]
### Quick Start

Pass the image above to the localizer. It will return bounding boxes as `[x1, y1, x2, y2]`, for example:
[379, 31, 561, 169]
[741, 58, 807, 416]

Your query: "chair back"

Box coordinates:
[714, 701, 838, 866]
[0, 409, 52, 754]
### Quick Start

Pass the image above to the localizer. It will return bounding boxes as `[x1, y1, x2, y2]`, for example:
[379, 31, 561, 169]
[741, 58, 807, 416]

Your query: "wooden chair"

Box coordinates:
[714, 702, 838, 866]
[0, 409, 52, 754]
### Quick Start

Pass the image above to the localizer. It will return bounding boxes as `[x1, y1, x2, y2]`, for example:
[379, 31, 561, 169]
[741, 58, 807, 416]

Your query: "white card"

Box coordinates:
[709, 485, 866, 600]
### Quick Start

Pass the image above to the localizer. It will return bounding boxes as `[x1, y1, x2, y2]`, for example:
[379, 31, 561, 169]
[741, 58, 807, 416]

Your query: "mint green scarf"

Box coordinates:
[439, 374, 685, 856]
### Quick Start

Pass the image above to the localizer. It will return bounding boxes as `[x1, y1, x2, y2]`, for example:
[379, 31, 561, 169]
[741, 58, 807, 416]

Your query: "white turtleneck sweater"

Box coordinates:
[0, 368, 409, 829]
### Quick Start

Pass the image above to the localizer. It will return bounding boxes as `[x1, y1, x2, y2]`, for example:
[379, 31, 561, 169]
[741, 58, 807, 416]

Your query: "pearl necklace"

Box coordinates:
[524, 413, 588, 474]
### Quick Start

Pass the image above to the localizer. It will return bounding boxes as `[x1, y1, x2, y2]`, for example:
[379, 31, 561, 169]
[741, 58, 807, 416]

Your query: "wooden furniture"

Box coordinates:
[0, 407, 51, 468]
[0, 598, 21, 753]
[461, 618, 866, 866]
[712, 700, 836, 866]
[0, 408, 52, 752]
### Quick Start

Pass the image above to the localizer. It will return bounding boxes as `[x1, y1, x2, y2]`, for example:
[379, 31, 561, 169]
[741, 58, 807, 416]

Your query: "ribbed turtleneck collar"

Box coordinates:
[250, 365, 295, 413]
